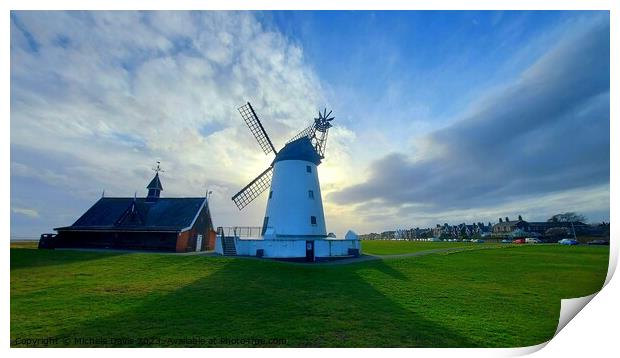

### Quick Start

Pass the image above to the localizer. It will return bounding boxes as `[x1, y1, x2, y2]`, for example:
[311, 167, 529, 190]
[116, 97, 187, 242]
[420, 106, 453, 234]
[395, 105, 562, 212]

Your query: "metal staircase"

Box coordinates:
[222, 237, 237, 256]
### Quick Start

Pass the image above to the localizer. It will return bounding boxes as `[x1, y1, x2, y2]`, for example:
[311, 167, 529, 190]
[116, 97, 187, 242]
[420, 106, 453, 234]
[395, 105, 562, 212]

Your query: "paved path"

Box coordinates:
[283, 244, 508, 266]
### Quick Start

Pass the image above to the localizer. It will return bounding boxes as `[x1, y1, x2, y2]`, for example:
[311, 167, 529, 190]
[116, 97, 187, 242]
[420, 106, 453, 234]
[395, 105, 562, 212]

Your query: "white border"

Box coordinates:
[1, 0, 616, 11]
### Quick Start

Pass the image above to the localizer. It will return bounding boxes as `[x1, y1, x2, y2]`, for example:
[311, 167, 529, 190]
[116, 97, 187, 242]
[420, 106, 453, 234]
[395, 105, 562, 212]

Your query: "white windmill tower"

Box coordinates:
[232, 103, 334, 240]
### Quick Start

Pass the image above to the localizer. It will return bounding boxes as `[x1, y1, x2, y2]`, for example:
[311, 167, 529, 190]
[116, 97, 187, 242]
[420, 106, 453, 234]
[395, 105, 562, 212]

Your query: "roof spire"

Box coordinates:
[146, 161, 164, 202]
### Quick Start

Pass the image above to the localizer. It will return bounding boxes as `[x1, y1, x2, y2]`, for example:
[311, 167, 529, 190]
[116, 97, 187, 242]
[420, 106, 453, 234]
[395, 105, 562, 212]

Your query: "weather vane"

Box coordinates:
[314, 108, 335, 133]
[152, 161, 165, 174]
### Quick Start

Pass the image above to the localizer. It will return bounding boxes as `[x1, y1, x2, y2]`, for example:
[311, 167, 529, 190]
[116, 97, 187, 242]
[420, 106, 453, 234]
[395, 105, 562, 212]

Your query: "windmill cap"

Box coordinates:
[273, 136, 322, 165]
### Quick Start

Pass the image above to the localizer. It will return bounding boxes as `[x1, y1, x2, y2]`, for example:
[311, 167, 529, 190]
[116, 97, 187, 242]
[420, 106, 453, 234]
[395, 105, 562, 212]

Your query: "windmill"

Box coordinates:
[232, 102, 334, 238]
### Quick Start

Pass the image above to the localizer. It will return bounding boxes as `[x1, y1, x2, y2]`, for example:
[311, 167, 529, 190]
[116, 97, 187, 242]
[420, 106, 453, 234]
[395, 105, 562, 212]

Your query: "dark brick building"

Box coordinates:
[40, 170, 215, 252]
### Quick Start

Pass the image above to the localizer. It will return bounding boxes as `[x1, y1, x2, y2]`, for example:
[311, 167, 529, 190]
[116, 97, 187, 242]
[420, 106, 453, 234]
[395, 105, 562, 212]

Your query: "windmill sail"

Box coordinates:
[232, 102, 334, 211]
[287, 124, 315, 144]
[231, 166, 274, 210]
[285, 108, 334, 158]
[313, 128, 329, 157]
[238, 102, 277, 155]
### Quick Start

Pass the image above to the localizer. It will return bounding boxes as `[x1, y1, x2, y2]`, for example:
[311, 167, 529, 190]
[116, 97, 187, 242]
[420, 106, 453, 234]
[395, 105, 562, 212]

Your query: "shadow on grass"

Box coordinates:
[10, 248, 129, 270]
[49, 258, 476, 348]
[361, 259, 410, 281]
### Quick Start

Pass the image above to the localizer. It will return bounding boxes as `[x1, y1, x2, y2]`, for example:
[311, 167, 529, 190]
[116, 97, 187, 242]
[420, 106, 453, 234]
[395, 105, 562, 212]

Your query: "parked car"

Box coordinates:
[512, 238, 526, 244]
[501, 239, 512, 243]
[525, 238, 542, 244]
[429, 237, 442, 242]
[558, 239, 579, 245]
[471, 239, 485, 243]
[587, 240, 609, 246]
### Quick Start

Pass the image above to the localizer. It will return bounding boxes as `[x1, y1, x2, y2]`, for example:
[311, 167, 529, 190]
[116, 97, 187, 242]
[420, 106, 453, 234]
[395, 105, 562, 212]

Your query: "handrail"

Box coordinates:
[216, 226, 270, 238]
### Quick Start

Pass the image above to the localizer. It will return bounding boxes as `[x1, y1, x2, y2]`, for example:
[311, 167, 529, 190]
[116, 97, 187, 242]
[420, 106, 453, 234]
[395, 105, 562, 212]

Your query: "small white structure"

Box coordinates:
[216, 229, 360, 261]
[218, 104, 361, 261]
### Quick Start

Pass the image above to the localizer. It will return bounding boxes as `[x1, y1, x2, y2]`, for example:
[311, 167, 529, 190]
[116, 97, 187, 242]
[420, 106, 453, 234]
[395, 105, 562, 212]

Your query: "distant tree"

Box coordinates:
[603, 223, 610, 238]
[545, 227, 571, 238]
[547, 212, 587, 223]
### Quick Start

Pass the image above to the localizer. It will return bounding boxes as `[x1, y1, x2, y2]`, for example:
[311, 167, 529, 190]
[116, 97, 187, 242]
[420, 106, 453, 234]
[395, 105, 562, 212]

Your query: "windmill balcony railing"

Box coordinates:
[217, 226, 271, 239]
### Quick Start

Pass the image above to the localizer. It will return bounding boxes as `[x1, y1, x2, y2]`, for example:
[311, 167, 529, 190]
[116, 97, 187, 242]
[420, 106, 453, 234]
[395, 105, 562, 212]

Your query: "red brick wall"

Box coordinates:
[207, 230, 216, 250]
[176, 231, 190, 252]
[175, 202, 216, 252]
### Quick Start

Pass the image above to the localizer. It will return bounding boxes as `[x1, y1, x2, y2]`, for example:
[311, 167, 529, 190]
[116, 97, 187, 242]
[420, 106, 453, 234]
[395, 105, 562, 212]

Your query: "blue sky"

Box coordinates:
[10, 11, 610, 238]
[268, 12, 563, 120]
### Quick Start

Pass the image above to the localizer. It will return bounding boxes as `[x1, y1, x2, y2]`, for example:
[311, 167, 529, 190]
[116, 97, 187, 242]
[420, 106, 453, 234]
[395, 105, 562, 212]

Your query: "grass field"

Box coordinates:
[9, 240, 38, 249]
[10, 242, 609, 348]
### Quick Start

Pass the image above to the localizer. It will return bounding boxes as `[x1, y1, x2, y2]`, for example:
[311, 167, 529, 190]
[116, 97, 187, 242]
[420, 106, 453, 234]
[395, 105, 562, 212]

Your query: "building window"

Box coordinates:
[269, 190, 273, 199]
[308, 190, 314, 199]
[306, 165, 311, 173]
[310, 216, 317, 225]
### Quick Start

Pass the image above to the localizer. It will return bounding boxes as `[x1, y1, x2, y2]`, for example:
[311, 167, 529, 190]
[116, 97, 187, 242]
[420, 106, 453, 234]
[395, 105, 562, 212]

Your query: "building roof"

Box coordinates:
[528, 221, 587, 226]
[55, 197, 208, 232]
[273, 136, 322, 165]
[493, 220, 527, 229]
[147, 173, 163, 191]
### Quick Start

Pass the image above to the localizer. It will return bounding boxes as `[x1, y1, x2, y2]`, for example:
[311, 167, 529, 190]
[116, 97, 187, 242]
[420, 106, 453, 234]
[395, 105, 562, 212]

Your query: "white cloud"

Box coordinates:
[11, 11, 358, 235]
[330, 18, 610, 233]
[11, 207, 40, 219]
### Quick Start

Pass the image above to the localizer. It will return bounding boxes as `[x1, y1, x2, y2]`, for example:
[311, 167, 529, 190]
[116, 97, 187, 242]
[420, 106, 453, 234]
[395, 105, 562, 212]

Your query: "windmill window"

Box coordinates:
[306, 165, 311, 173]
[269, 190, 273, 199]
[310, 216, 317, 225]
[308, 190, 314, 199]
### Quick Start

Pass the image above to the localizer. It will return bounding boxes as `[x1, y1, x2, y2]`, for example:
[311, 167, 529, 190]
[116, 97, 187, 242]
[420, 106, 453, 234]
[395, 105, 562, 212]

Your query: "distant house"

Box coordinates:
[492, 217, 528, 235]
[491, 215, 591, 237]
[527, 221, 587, 236]
[430, 222, 491, 238]
[41, 170, 215, 252]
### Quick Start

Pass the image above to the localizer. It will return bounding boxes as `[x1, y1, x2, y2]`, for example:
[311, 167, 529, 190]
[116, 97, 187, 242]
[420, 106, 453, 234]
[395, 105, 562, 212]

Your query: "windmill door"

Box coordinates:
[305, 240, 315, 262]
[196, 234, 203, 252]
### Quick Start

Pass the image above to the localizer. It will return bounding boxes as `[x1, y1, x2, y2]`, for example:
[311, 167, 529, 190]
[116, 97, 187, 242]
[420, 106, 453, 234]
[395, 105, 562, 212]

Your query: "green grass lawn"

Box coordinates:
[361, 240, 496, 255]
[10, 244, 608, 348]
